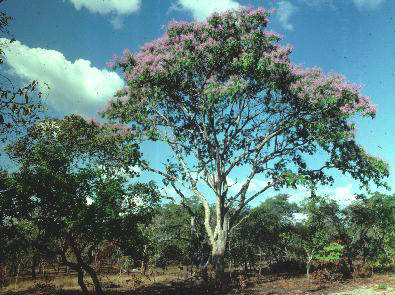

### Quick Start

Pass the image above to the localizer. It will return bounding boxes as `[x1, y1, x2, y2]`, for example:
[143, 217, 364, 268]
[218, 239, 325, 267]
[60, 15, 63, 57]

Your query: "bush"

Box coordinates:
[311, 242, 351, 282]
[28, 282, 59, 295]
[269, 259, 304, 274]
[352, 261, 373, 278]
[311, 259, 348, 282]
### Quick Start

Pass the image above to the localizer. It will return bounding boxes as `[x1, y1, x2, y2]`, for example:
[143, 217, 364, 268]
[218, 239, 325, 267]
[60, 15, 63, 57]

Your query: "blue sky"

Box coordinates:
[1, 0, 395, 205]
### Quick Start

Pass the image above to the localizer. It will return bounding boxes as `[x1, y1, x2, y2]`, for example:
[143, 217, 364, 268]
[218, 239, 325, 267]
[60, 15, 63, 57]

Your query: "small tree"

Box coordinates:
[150, 201, 209, 270]
[344, 193, 395, 267]
[1, 115, 160, 295]
[0, 0, 47, 148]
[104, 7, 388, 277]
[299, 196, 335, 278]
[232, 194, 298, 272]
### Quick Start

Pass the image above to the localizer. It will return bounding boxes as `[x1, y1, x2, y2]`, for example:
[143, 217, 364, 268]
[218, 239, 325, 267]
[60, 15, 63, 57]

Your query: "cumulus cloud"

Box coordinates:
[320, 184, 356, 207]
[110, 15, 125, 29]
[1, 39, 124, 117]
[276, 1, 297, 31]
[351, 0, 385, 9]
[68, 0, 141, 15]
[299, 0, 336, 9]
[174, 0, 241, 21]
[227, 177, 270, 195]
[286, 183, 356, 207]
[67, 0, 141, 29]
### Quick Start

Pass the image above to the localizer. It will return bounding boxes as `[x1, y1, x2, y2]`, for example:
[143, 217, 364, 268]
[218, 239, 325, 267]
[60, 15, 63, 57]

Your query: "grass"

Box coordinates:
[377, 283, 388, 290]
[1, 268, 394, 295]
[0, 266, 199, 294]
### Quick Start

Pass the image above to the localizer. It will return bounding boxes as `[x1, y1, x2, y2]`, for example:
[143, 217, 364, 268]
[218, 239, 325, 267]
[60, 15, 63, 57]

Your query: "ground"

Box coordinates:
[1, 268, 394, 294]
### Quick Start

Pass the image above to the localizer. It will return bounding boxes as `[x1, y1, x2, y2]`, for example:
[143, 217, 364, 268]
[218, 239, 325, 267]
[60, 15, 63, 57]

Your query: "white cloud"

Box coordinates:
[320, 184, 356, 207]
[68, 0, 141, 15]
[351, 0, 385, 9]
[1, 39, 124, 117]
[227, 177, 270, 195]
[67, 0, 141, 29]
[110, 15, 125, 29]
[276, 1, 297, 31]
[293, 212, 307, 222]
[285, 183, 356, 207]
[299, 0, 335, 8]
[287, 185, 310, 204]
[174, 0, 241, 21]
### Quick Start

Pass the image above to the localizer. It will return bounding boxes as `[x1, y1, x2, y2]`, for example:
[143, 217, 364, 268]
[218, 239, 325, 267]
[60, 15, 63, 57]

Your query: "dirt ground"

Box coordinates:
[1, 270, 394, 295]
[237, 273, 395, 295]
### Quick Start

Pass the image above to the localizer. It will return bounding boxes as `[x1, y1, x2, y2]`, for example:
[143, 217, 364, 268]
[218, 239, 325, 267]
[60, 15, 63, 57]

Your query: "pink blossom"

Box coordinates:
[290, 65, 376, 116]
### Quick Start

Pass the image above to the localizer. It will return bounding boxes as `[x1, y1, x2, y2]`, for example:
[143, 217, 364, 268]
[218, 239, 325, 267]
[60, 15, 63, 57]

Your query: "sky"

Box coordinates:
[1, 0, 395, 206]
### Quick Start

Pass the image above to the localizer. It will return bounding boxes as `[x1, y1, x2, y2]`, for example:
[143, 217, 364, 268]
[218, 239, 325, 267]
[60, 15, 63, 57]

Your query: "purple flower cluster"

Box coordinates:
[263, 44, 292, 65]
[107, 7, 276, 84]
[203, 75, 248, 98]
[105, 7, 375, 121]
[290, 66, 376, 116]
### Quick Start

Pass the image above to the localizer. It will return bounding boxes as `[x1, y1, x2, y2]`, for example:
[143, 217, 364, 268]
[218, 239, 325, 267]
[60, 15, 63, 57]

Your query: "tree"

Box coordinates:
[149, 201, 210, 270]
[103, 7, 389, 278]
[231, 194, 298, 272]
[1, 115, 160, 295]
[298, 196, 336, 278]
[0, 0, 47, 150]
[344, 192, 395, 267]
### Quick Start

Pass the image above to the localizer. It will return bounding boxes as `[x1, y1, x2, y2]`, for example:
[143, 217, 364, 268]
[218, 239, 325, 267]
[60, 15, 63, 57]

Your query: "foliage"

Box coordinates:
[314, 242, 344, 263]
[298, 196, 335, 266]
[344, 192, 395, 266]
[0, 1, 47, 147]
[103, 6, 388, 273]
[149, 201, 210, 268]
[1, 115, 160, 295]
[230, 194, 299, 269]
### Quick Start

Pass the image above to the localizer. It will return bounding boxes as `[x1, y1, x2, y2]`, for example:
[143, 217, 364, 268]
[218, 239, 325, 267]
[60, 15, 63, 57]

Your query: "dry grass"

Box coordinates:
[1, 268, 394, 295]
[0, 266, 198, 294]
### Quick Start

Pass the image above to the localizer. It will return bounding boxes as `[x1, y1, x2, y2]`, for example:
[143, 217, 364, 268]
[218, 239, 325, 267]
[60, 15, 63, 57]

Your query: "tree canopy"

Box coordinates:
[103, 7, 388, 275]
[1, 115, 160, 295]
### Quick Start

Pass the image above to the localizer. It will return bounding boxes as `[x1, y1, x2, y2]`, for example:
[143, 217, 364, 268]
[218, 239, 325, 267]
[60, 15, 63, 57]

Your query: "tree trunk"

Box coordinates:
[77, 268, 89, 295]
[258, 247, 263, 277]
[306, 254, 313, 279]
[212, 230, 227, 281]
[83, 264, 104, 295]
[14, 263, 20, 287]
[141, 245, 148, 275]
[31, 255, 37, 280]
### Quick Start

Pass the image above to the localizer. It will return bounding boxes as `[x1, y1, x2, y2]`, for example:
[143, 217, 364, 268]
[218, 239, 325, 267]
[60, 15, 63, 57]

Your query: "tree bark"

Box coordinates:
[306, 254, 313, 279]
[83, 264, 104, 295]
[212, 227, 227, 280]
[31, 255, 37, 280]
[141, 245, 148, 275]
[77, 268, 89, 295]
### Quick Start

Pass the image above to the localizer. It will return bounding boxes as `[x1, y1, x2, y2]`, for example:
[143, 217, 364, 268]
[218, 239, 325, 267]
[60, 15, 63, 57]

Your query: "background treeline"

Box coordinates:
[1, 186, 394, 289]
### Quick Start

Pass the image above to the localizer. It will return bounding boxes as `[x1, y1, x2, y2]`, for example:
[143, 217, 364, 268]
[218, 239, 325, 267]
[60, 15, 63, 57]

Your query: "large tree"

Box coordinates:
[103, 7, 389, 277]
[1, 115, 160, 295]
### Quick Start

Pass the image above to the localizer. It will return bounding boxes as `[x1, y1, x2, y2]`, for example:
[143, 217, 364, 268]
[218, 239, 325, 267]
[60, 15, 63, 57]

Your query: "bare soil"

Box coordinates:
[237, 273, 395, 294]
[1, 269, 394, 295]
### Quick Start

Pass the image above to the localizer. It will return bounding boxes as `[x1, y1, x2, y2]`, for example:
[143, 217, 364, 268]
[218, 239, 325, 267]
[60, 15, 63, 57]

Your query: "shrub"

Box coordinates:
[352, 261, 373, 278]
[311, 242, 350, 282]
